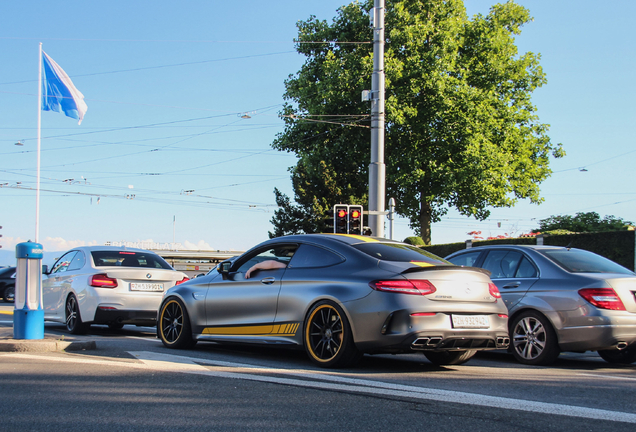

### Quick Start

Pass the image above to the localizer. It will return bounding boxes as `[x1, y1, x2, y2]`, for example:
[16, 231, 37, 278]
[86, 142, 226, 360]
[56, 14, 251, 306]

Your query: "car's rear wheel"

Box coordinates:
[304, 300, 362, 368]
[65, 294, 88, 335]
[598, 344, 636, 364]
[424, 350, 477, 366]
[158, 298, 196, 349]
[3, 285, 15, 303]
[510, 311, 560, 365]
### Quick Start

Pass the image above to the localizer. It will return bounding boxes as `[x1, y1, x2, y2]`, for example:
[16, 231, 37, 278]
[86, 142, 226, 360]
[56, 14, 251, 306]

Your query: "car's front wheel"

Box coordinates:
[304, 300, 362, 368]
[598, 344, 636, 364]
[158, 298, 196, 349]
[3, 285, 15, 303]
[424, 350, 476, 366]
[65, 294, 88, 335]
[510, 311, 560, 365]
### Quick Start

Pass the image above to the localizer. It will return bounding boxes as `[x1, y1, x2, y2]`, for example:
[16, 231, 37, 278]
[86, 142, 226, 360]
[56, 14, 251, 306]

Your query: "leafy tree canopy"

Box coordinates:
[535, 212, 634, 233]
[270, 0, 563, 243]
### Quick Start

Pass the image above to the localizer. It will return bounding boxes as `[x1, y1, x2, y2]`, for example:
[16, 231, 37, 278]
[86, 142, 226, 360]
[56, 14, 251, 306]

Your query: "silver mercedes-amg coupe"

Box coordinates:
[158, 234, 510, 368]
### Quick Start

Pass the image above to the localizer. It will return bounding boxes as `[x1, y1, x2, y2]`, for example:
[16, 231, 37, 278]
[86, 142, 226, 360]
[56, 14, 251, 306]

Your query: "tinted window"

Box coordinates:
[288, 244, 344, 268]
[91, 251, 173, 270]
[352, 243, 448, 264]
[539, 249, 634, 274]
[51, 251, 78, 274]
[235, 245, 298, 274]
[447, 251, 482, 267]
[482, 250, 524, 279]
[516, 257, 538, 278]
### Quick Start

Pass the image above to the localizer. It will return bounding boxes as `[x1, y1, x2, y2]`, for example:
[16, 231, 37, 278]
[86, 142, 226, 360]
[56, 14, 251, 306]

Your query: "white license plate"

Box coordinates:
[130, 283, 164, 292]
[451, 315, 490, 329]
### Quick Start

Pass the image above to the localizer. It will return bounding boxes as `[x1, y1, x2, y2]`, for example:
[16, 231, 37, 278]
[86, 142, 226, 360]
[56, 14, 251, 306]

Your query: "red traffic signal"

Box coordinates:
[334, 205, 349, 233]
[348, 205, 363, 235]
[332, 205, 363, 234]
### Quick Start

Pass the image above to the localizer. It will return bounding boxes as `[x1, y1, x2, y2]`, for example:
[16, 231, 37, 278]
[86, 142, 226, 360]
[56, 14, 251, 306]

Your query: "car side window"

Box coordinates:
[447, 251, 482, 267]
[67, 251, 86, 271]
[516, 256, 538, 278]
[481, 250, 523, 279]
[51, 251, 78, 274]
[235, 246, 297, 274]
[287, 244, 344, 269]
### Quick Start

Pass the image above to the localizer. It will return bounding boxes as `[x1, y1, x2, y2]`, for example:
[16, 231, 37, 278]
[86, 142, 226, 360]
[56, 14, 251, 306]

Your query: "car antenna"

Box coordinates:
[565, 242, 572, 251]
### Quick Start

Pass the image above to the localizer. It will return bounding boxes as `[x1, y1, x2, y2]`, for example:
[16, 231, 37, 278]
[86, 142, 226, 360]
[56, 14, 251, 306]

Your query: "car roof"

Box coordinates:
[450, 244, 584, 254]
[264, 233, 403, 248]
[68, 245, 159, 254]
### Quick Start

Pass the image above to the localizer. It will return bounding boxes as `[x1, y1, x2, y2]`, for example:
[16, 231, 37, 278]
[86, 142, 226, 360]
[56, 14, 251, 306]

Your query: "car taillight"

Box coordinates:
[90, 274, 118, 288]
[370, 280, 437, 295]
[489, 283, 502, 299]
[578, 288, 626, 311]
[176, 277, 189, 285]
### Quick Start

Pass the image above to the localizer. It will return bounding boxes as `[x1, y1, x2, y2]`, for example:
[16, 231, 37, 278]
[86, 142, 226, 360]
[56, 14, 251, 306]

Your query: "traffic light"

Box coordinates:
[334, 205, 348, 233]
[348, 205, 363, 235]
[332, 205, 364, 234]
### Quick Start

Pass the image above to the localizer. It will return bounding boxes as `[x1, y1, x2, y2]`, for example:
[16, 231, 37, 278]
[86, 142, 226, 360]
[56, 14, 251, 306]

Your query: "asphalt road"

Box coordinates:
[1, 307, 635, 431]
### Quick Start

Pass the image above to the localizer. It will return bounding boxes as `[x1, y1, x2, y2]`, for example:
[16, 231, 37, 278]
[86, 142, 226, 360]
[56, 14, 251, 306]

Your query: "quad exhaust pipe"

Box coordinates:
[411, 336, 510, 350]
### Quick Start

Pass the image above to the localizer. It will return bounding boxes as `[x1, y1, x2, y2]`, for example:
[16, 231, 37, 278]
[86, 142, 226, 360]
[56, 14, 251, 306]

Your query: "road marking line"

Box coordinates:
[578, 373, 636, 381]
[3, 351, 635, 424]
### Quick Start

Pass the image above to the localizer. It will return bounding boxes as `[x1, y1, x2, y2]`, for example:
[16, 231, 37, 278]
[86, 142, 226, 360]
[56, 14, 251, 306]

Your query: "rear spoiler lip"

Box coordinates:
[401, 265, 492, 277]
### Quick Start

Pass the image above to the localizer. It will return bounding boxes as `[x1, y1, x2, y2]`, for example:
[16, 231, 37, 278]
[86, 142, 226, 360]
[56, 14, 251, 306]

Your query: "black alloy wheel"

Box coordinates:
[304, 300, 362, 368]
[510, 311, 560, 365]
[424, 350, 477, 366]
[158, 298, 196, 349]
[3, 285, 15, 303]
[65, 294, 88, 335]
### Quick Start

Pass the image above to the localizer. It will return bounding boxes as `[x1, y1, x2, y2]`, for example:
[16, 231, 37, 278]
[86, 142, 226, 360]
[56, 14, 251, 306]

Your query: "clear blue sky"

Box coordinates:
[1, 1, 635, 263]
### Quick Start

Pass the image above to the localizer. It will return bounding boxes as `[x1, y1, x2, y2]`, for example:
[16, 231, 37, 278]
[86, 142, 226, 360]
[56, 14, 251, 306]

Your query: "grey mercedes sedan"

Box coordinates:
[446, 245, 636, 365]
[158, 234, 509, 368]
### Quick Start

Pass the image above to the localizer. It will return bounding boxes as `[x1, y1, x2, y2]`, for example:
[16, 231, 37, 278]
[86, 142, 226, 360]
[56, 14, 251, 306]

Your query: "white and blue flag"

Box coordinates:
[41, 51, 88, 125]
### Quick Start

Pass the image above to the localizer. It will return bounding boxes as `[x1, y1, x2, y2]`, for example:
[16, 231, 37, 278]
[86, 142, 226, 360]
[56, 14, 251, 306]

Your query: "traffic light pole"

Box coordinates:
[368, 0, 386, 238]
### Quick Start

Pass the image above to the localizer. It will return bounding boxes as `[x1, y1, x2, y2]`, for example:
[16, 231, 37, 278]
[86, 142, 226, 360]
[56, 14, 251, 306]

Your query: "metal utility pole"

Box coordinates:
[368, 0, 386, 237]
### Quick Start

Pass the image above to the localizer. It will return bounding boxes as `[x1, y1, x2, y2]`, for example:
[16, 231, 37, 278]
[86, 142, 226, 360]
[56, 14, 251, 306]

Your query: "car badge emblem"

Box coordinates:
[465, 284, 472, 294]
[146, 274, 152, 279]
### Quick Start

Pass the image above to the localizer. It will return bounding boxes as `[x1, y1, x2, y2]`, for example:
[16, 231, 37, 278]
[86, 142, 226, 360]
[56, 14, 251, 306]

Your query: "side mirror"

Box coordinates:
[218, 261, 232, 275]
[42, 265, 49, 275]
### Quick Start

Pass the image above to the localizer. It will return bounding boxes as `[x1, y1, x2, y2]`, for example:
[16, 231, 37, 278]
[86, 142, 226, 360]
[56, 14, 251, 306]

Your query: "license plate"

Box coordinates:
[130, 283, 164, 292]
[451, 315, 490, 329]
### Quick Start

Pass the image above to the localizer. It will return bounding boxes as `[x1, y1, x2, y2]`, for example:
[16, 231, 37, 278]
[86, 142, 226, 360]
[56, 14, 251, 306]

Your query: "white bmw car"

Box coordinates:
[43, 246, 189, 334]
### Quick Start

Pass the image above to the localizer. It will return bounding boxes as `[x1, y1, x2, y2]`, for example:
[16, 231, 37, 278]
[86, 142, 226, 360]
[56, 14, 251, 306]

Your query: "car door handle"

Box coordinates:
[502, 282, 520, 289]
[261, 277, 276, 285]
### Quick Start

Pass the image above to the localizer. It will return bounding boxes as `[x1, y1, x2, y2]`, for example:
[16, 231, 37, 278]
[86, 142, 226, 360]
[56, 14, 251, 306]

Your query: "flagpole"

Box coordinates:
[36, 43, 42, 243]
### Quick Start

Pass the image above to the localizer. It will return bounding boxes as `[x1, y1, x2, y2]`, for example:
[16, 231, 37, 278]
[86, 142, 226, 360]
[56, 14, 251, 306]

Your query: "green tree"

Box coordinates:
[536, 212, 633, 233]
[271, 0, 563, 243]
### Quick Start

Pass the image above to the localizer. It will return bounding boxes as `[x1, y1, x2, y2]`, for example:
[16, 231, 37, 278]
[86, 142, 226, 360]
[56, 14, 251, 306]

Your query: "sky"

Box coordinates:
[1, 0, 635, 265]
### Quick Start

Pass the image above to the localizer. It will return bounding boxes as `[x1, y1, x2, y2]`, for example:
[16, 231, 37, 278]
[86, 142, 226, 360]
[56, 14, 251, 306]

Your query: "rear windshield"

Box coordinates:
[352, 243, 449, 265]
[91, 251, 173, 270]
[539, 249, 634, 275]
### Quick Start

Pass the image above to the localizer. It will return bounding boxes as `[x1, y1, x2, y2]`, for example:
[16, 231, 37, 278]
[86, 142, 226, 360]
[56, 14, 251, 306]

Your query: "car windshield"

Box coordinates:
[0, 267, 15, 277]
[352, 242, 450, 265]
[91, 251, 173, 270]
[539, 248, 634, 274]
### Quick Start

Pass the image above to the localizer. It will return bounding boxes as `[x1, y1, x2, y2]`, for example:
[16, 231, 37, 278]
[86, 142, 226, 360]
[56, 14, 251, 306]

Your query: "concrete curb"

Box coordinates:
[0, 338, 97, 352]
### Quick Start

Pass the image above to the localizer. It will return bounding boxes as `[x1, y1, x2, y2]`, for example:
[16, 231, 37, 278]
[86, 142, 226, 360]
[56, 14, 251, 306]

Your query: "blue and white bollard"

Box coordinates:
[13, 242, 44, 339]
